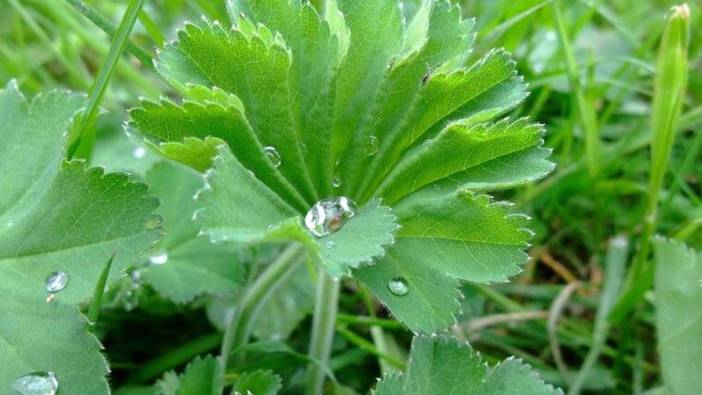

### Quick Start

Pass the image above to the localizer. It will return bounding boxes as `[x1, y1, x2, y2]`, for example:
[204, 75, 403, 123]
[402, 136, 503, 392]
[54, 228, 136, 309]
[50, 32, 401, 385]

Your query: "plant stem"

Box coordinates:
[305, 270, 340, 395]
[217, 243, 306, 393]
[66, 0, 146, 159]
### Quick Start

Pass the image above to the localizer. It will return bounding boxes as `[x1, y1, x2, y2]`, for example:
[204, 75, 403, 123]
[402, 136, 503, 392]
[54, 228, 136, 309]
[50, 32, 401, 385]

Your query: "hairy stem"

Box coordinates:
[217, 243, 306, 393]
[305, 270, 340, 395]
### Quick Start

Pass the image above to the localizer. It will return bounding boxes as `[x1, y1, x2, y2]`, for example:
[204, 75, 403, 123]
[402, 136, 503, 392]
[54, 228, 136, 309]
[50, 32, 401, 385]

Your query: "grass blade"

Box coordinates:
[64, 0, 154, 68]
[66, 0, 147, 159]
[552, 0, 601, 176]
[87, 252, 116, 325]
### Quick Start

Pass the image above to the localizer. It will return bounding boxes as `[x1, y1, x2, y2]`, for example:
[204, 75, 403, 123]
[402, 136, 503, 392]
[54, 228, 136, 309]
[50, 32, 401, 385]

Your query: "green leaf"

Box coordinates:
[375, 119, 546, 204]
[336, 0, 478, 199]
[155, 20, 318, 203]
[231, 369, 282, 395]
[373, 336, 562, 395]
[200, 147, 398, 277]
[132, 0, 550, 332]
[139, 161, 246, 304]
[0, 84, 161, 394]
[654, 237, 702, 395]
[158, 355, 219, 395]
[230, 0, 340, 196]
[355, 48, 530, 202]
[130, 93, 308, 212]
[356, 190, 531, 332]
[199, 147, 299, 243]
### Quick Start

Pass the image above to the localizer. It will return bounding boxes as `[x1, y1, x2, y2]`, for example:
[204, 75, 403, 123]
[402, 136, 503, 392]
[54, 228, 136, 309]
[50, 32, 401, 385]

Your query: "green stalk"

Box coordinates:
[552, 1, 601, 176]
[66, 0, 147, 160]
[305, 270, 340, 395]
[610, 3, 690, 321]
[217, 244, 306, 393]
[40, 1, 158, 97]
[63, 0, 155, 68]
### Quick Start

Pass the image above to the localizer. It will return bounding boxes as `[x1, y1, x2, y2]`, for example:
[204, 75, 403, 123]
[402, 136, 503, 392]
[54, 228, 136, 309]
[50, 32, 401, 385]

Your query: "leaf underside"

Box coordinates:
[130, 0, 553, 332]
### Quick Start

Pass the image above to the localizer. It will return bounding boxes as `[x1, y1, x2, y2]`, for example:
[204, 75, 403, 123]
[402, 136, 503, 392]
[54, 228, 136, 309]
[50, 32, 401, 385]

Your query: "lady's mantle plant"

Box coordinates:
[131, 0, 553, 333]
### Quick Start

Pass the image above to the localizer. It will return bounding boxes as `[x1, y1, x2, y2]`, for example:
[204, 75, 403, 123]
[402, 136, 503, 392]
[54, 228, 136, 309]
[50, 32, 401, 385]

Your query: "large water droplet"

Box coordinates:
[387, 277, 409, 296]
[149, 253, 168, 265]
[304, 197, 358, 237]
[11, 371, 58, 395]
[264, 146, 281, 168]
[45, 272, 68, 293]
[366, 135, 378, 156]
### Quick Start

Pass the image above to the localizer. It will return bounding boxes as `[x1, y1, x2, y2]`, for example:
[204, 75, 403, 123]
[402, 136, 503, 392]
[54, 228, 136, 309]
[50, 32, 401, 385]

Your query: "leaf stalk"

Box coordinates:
[216, 243, 307, 394]
[305, 270, 340, 395]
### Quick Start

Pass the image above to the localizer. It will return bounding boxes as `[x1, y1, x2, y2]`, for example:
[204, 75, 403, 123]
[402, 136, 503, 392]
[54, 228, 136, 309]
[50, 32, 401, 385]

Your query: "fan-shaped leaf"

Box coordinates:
[131, 0, 552, 333]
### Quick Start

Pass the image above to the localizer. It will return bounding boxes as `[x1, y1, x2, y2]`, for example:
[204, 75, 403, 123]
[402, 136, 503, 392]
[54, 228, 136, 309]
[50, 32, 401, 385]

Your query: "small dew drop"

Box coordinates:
[45, 272, 68, 293]
[264, 146, 282, 168]
[11, 371, 58, 395]
[366, 135, 378, 156]
[132, 146, 146, 159]
[331, 175, 342, 188]
[149, 253, 168, 265]
[325, 240, 336, 249]
[387, 277, 409, 296]
[304, 197, 358, 237]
